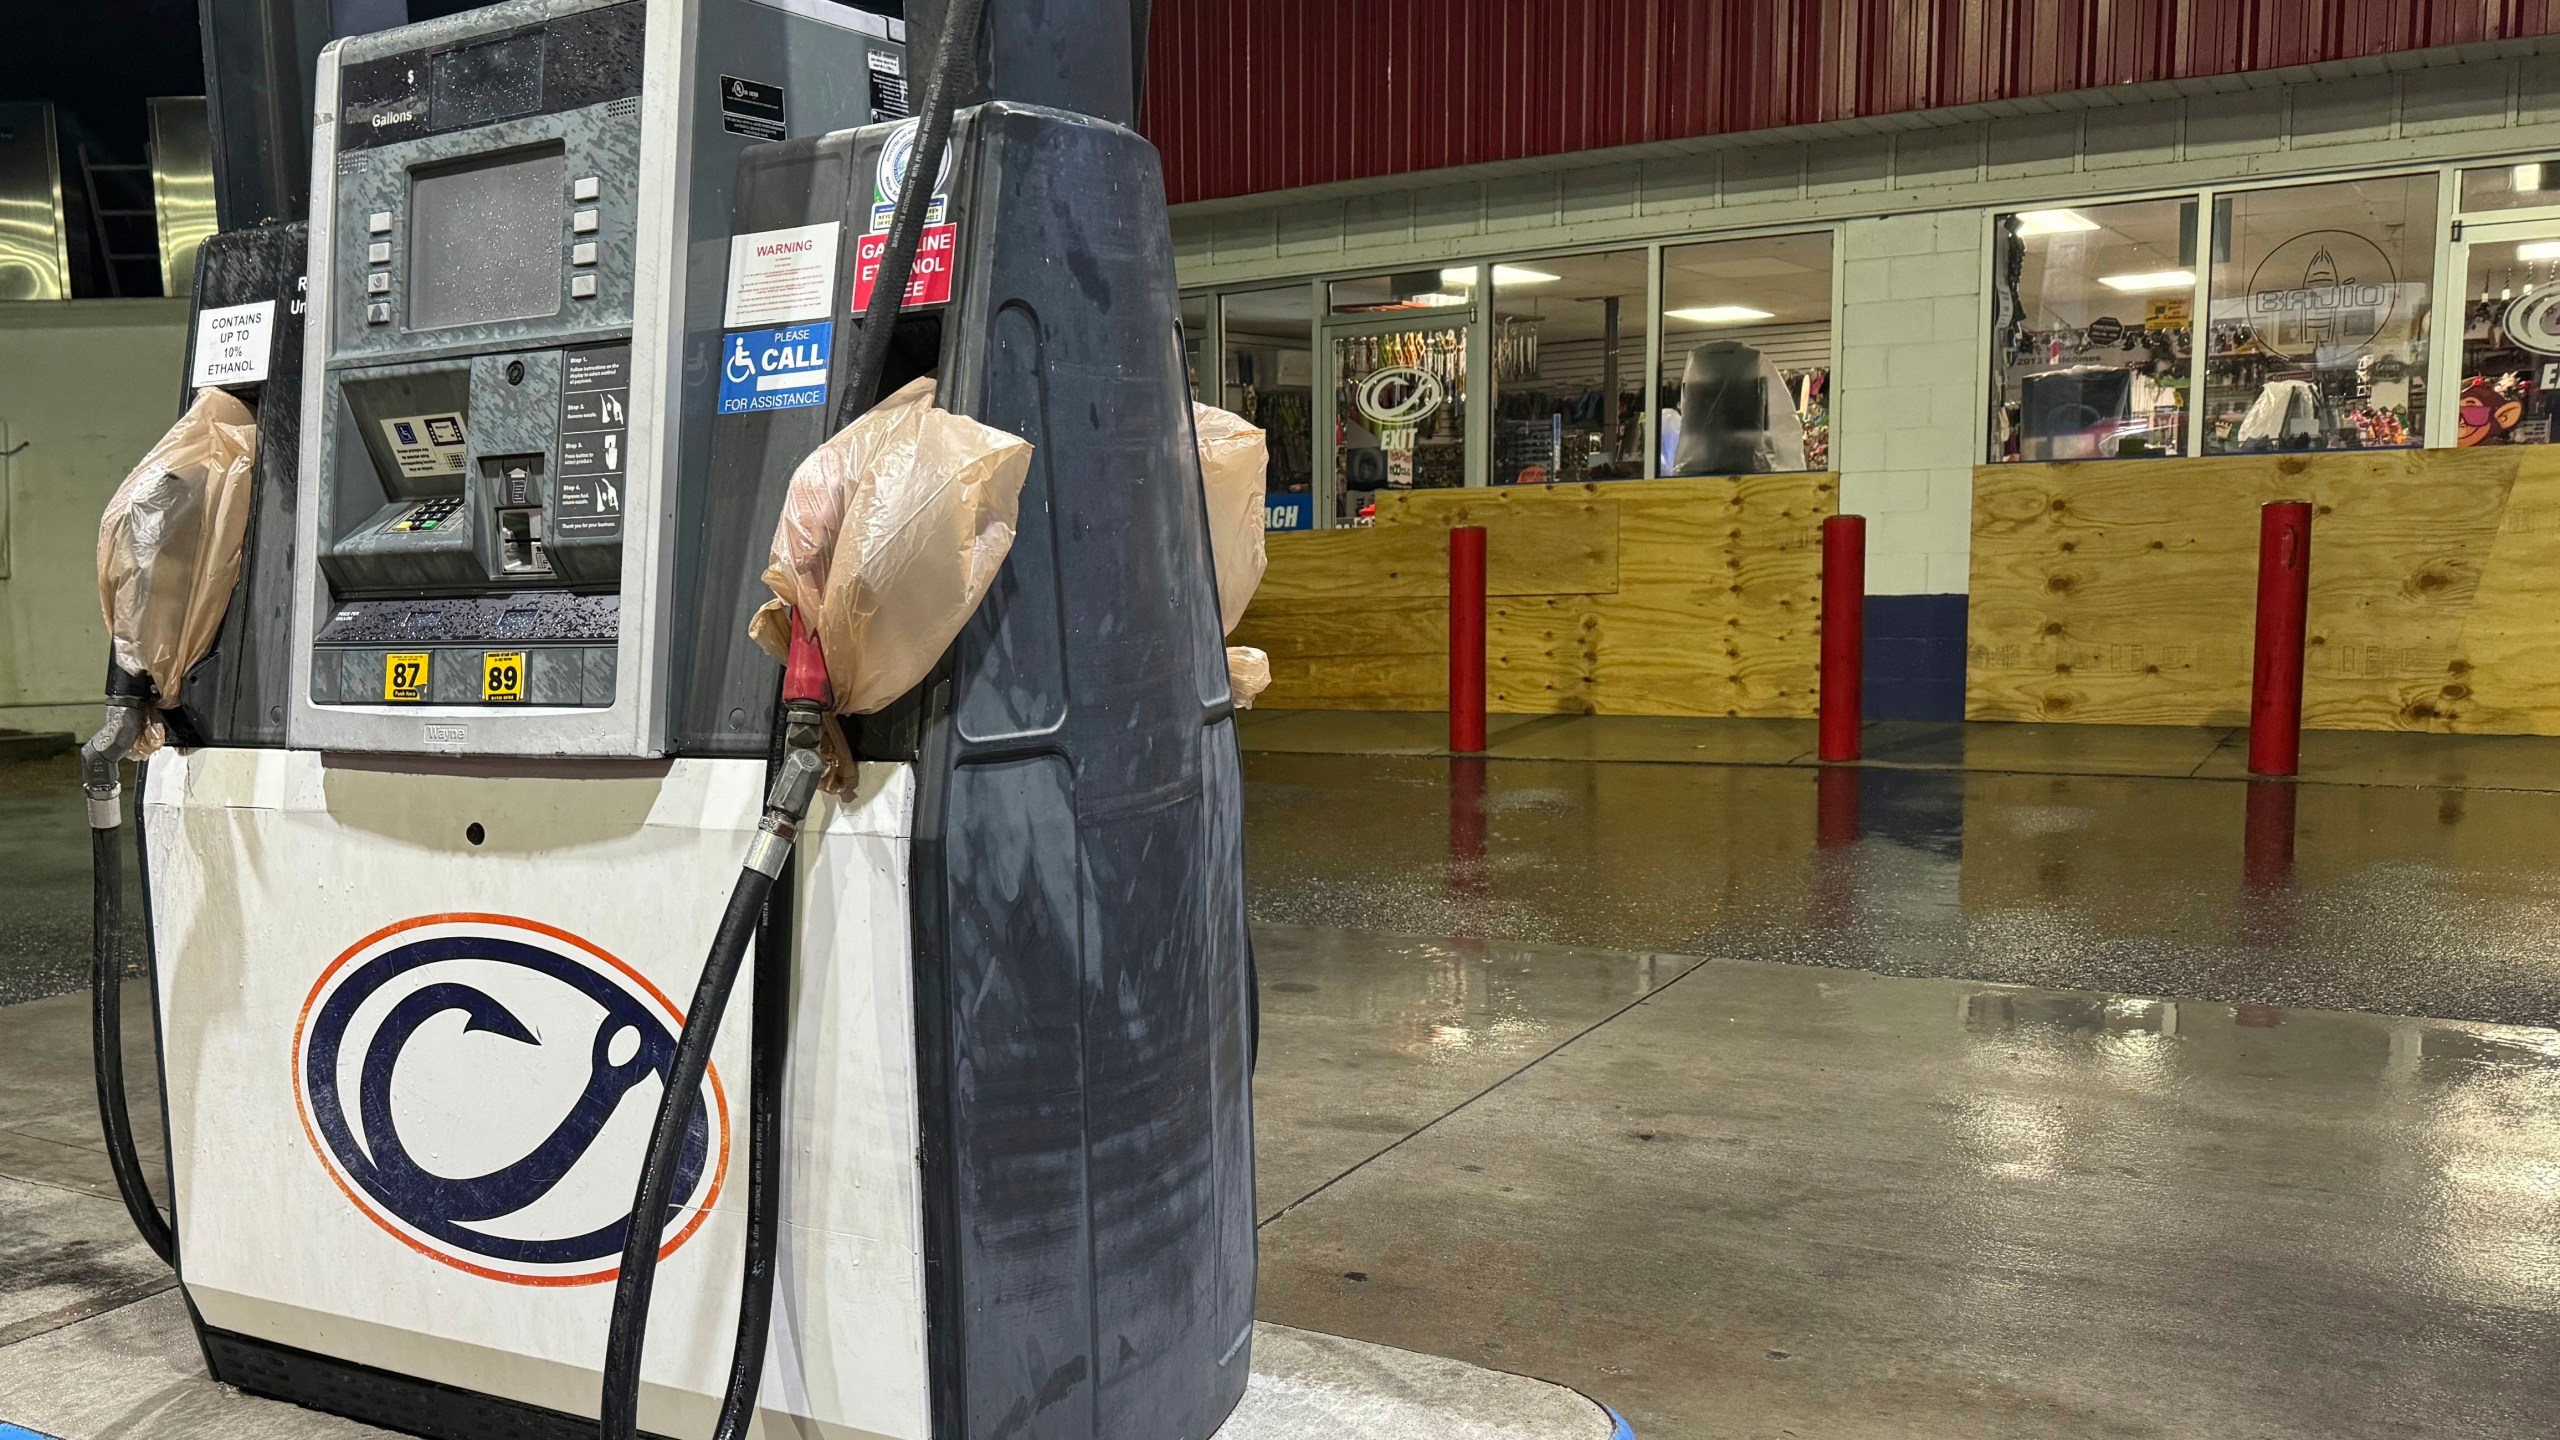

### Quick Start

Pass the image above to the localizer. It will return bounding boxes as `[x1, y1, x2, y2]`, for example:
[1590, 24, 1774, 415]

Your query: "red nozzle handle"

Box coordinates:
[783, 609, 830, 707]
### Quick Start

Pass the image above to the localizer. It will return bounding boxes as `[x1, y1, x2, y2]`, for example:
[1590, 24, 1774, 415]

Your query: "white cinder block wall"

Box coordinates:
[1834, 211, 1985, 600]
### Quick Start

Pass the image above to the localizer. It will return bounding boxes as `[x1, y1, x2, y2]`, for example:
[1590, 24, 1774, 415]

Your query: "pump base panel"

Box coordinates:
[143, 748, 931, 1440]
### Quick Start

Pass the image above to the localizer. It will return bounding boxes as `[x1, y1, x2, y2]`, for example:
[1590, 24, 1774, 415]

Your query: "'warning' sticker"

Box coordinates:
[724, 222, 840, 329]
[379, 413, 468, 478]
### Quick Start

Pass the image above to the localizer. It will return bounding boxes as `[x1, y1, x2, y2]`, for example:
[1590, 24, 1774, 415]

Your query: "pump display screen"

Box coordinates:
[407, 147, 564, 331]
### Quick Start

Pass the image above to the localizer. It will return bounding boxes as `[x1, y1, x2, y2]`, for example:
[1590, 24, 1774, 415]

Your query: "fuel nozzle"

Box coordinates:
[78, 665, 155, 831]
[746, 612, 831, 879]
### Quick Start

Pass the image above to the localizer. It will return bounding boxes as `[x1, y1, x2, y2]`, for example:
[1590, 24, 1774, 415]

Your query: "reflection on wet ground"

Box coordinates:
[1252, 924, 2560, 1440]
[1245, 752, 2560, 1028]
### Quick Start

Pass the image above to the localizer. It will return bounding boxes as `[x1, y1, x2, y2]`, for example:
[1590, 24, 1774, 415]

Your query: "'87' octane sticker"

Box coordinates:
[385, 653, 429, 703]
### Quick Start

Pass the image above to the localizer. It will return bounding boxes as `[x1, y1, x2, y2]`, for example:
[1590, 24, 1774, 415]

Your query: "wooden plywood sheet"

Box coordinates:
[1238, 475, 1835, 715]
[1967, 449, 2560, 734]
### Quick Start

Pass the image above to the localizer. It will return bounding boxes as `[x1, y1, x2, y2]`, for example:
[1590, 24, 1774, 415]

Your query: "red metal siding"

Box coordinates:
[1144, 0, 2560, 204]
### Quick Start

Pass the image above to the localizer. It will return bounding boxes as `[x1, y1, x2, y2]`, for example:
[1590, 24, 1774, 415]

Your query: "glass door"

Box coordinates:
[2437, 216, 2560, 447]
[1320, 272, 1479, 527]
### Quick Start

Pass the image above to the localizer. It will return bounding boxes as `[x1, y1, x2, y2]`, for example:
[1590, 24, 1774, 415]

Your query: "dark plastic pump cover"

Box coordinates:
[912, 101, 1257, 1440]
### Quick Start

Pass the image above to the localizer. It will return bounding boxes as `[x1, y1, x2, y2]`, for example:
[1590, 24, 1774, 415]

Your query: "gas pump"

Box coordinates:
[82, 1, 1255, 1438]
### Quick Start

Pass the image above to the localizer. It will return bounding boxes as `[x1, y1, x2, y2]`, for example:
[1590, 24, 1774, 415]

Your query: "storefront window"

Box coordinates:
[2203, 174, 2435, 452]
[1485, 251, 1649, 484]
[1988, 198, 2194, 462]
[2454, 229, 2560, 446]
[1658, 233, 1833, 475]
[2459, 159, 2560, 215]
[1221, 286, 1315, 531]
[1333, 322, 1468, 517]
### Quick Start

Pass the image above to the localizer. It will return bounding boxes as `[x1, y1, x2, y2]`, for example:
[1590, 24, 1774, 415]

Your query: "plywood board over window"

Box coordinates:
[1967, 449, 2560, 733]
[1234, 475, 1836, 716]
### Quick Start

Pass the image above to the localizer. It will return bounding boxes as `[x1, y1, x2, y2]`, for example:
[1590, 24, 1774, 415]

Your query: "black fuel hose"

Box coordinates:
[597, 686, 825, 1440]
[82, 699, 173, 1266]
[93, 823, 175, 1264]
[597, 865, 775, 1440]
[835, 0, 988, 425]
[597, 4, 984, 1429]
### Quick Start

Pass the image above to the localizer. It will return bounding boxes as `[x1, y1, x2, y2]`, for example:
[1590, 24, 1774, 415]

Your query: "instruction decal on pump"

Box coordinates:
[379, 413, 468, 478]
[851, 226, 956, 310]
[190, 300, 276, 387]
[718, 322, 833, 414]
[384, 652, 430, 703]
[724, 222, 840, 328]
[482, 652, 526, 703]
[555, 345, 629, 541]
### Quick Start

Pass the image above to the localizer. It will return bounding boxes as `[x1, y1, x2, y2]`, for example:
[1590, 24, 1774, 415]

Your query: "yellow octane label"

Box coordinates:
[482, 651, 527, 703]
[385, 653, 430, 703]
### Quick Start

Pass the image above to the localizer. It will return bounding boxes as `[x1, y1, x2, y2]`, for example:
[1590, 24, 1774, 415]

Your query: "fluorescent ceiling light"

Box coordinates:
[1667, 305, 1774, 324]
[2013, 208, 2099, 236]
[2098, 270, 2196, 293]
[2519, 240, 2560, 261]
[1404, 292, 1471, 307]
[1439, 265, 1559, 287]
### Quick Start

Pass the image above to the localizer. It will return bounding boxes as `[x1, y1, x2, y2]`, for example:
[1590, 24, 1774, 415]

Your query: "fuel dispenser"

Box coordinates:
[82, 1, 1256, 1438]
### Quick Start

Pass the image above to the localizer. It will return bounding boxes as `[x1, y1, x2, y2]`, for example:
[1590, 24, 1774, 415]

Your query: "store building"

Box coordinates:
[1150, 4, 2560, 733]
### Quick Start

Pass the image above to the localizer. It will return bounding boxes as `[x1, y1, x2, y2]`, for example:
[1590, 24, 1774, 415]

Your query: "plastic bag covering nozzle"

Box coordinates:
[752, 377, 1033, 785]
[1192, 400, 1274, 707]
[94, 387, 260, 758]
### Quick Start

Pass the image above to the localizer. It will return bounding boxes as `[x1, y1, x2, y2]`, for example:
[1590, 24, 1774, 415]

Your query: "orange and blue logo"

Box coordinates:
[291, 914, 727, 1286]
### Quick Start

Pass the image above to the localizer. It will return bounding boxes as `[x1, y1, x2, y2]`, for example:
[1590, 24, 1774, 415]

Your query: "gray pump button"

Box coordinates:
[367, 210, 392, 235]
[571, 208, 599, 234]
[368, 241, 391, 264]
[570, 274, 599, 300]
[572, 176, 600, 202]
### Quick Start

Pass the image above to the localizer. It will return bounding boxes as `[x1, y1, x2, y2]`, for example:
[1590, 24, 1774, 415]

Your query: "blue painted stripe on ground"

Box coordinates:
[1606, 1406, 1636, 1439]
[2, 1422, 68, 1440]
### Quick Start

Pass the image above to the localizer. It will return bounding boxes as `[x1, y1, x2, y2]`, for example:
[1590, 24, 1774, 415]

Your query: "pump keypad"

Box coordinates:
[390, 497, 464, 532]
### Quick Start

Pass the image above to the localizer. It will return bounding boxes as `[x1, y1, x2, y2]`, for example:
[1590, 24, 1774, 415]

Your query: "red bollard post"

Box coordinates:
[2248, 501, 2313, 777]
[1449, 526, 1487, 754]
[1818, 515, 1866, 763]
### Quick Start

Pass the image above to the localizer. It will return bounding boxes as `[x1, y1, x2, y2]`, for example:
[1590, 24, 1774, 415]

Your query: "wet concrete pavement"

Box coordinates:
[6, 721, 2560, 1438]
[1250, 926, 2560, 1439]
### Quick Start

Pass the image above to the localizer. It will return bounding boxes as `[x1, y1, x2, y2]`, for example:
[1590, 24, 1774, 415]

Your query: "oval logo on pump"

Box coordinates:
[291, 914, 728, 1286]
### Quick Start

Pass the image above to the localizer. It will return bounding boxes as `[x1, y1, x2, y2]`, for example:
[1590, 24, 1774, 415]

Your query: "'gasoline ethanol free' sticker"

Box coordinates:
[379, 413, 468, 478]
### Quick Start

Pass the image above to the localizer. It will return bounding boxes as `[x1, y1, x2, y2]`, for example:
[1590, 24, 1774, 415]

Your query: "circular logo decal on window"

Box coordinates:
[2243, 230, 2402, 363]
[291, 915, 727, 1286]
[2505, 289, 2560, 358]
